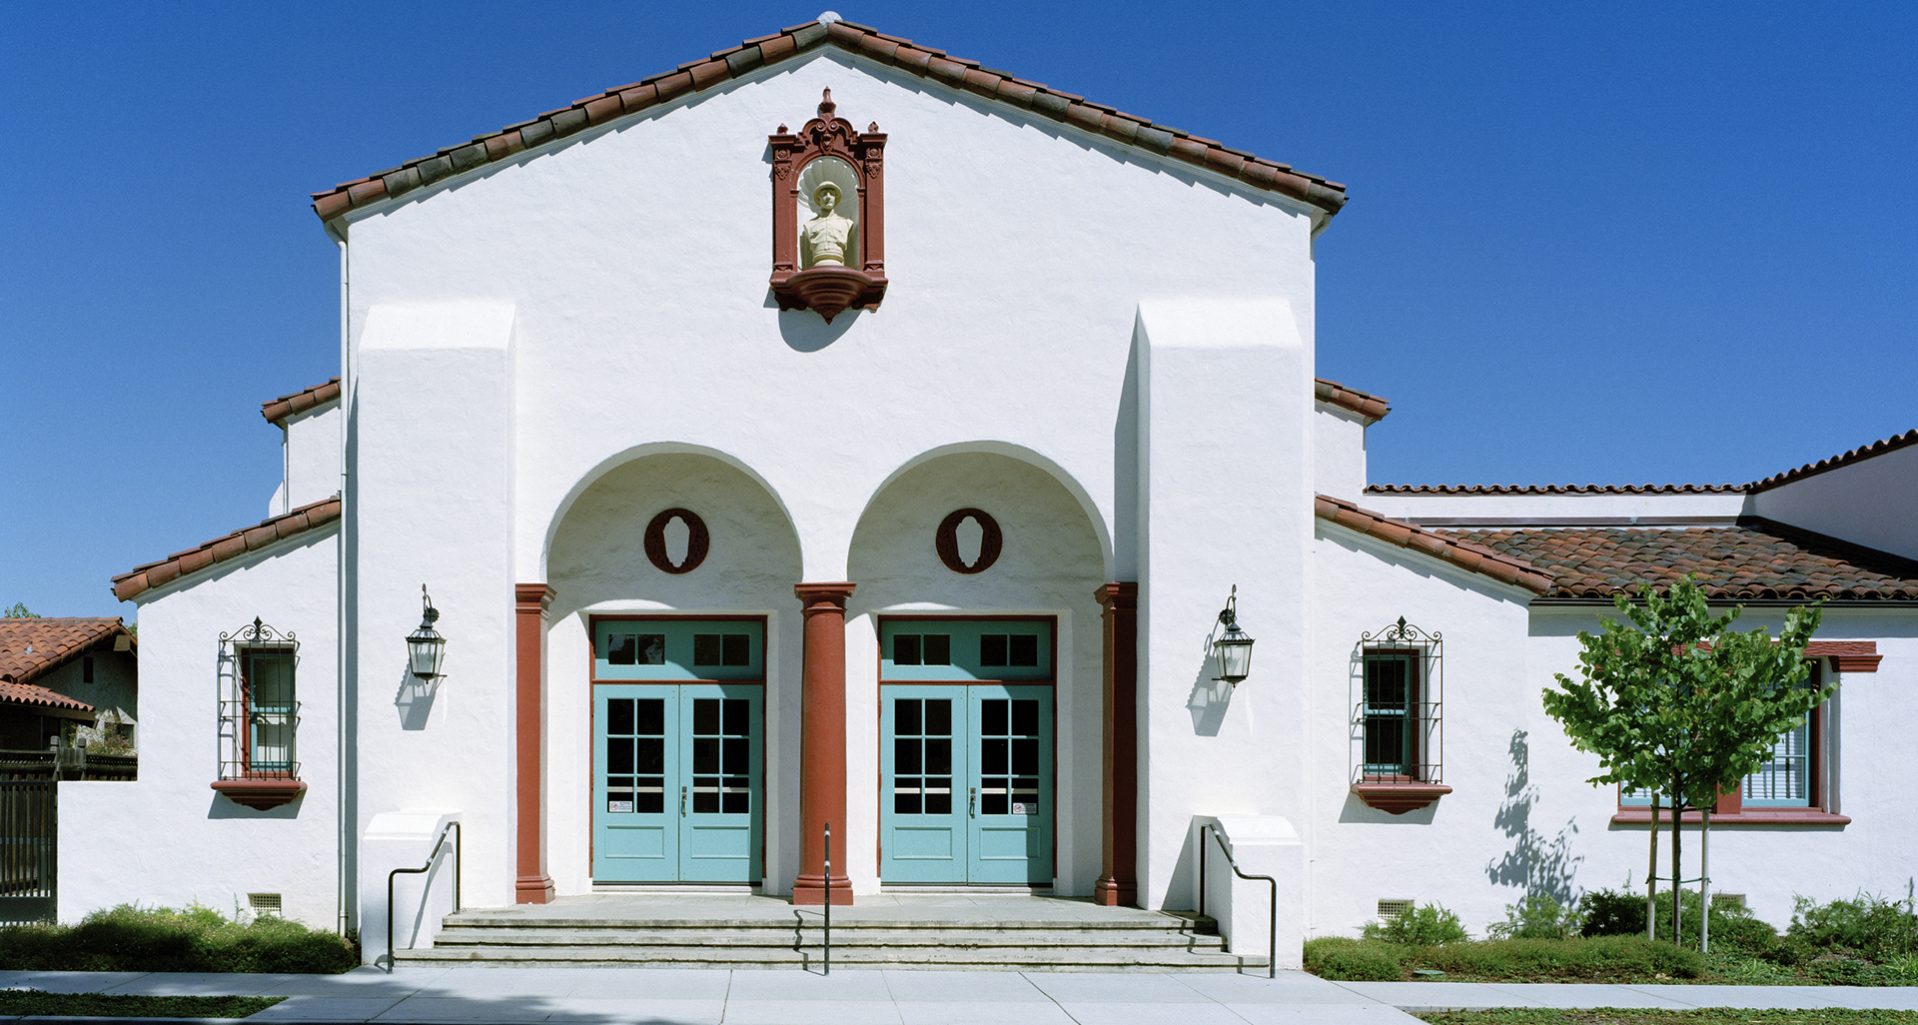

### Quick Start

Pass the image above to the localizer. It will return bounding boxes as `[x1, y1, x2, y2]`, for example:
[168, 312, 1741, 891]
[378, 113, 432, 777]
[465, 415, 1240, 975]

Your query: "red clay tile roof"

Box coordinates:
[1442, 521, 1918, 602]
[1747, 428, 1918, 492]
[311, 17, 1347, 224]
[0, 618, 130, 706]
[112, 497, 342, 602]
[1314, 379, 1390, 422]
[1366, 483, 1743, 495]
[262, 378, 341, 425]
[1315, 494, 1556, 594]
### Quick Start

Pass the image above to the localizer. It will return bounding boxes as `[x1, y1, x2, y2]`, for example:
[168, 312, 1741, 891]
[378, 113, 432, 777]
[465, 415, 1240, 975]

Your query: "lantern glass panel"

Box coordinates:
[1215, 630, 1254, 682]
[409, 631, 445, 679]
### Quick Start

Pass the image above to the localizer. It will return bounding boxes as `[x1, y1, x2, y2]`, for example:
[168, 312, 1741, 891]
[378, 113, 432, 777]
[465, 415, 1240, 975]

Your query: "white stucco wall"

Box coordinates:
[1312, 406, 1368, 503]
[1308, 523, 1918, 935]
[1750, 445, 1918, 561]
[1361, 491, 1751, 523]
[281, 403, 343, 514]
[59, 531, 340, 928]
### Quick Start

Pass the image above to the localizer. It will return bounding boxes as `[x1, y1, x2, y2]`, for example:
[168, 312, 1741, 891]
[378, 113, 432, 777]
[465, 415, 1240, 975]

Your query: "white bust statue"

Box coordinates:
[800, 182, 855, 268]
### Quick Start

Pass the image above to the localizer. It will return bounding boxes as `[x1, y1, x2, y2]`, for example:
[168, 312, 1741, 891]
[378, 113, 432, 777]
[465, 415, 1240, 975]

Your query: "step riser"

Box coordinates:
[432, 932, 1223, 947]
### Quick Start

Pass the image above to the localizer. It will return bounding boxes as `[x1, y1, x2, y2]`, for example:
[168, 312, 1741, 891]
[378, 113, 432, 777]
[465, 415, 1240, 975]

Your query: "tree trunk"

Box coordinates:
[1646, 792, 1660, 941]
[1669, 775, 1683, 943]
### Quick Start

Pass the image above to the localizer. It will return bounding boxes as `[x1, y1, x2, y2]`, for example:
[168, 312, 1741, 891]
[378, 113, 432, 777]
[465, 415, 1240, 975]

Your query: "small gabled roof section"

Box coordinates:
[0, 617, 131, 712]
[1315, 494, 1555, 594]
[262, 377, 341, 425]
[1314, 378, 1390, 423]
[112, 496, 341, 602]
[1366, 482, 1743, 495]
[1747, 427, 1918, 492]
[311, 16, 1347, 224]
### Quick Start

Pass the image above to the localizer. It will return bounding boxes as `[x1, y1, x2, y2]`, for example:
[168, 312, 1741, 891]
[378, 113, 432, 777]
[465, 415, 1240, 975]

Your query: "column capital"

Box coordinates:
[794, 582, 857, 610]
[515, 582, 556, 611]
[1094, 582, 1138, 610]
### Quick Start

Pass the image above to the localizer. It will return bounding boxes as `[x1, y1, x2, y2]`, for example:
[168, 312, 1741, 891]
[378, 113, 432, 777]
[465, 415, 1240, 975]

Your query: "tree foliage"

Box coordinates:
[3, 603, 39, 619]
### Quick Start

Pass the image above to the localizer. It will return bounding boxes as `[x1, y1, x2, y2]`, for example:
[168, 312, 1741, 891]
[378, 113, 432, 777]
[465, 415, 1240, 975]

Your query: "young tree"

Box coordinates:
[1543, 576, 1826, 945]
[3, 602, 39, 619]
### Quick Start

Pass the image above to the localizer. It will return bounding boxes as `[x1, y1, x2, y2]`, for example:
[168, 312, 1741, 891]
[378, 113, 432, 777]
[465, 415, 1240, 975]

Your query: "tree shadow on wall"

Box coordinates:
[1484, 729, 1582, 902]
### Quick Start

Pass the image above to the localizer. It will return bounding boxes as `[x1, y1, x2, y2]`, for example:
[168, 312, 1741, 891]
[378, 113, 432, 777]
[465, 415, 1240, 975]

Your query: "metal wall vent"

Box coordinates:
[1376, 898, 1414, 921]
[247, 893, 283, 917]
[1715, 893, 1747, 909]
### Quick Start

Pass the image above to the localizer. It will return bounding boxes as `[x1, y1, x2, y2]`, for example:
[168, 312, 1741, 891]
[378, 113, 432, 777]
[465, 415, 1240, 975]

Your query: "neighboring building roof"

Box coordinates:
[262, 377, 341, 425]
[1746, 427, 1918, 493]
[1366, 483, 1743, 495]
[1443, 521, 1918, 602]
[0, 617, 128, 714]
[1315, 494, 1556, 594]
[112, 497, 342, 602]
[311, 16, 1347, 224]
[1314, 379, 1390, 423]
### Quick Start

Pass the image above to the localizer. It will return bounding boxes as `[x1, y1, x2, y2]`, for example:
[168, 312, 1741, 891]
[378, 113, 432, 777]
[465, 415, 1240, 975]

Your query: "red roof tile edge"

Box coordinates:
[261, 377, 341, 425]
[1314, 494, 1554, 594]
[1365, 483, 1745, 495]
[112, 497, 342, 602]
[0, 617, 133, 688]
[1747, 427, 1918, 493]
[0, 681, 95, 714]
[1314, 379, 1390, 422]
[310, 18, 1347, 224]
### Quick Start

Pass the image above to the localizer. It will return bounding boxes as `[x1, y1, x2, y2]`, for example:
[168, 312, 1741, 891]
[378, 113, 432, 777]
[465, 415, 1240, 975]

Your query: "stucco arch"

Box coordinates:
[845, 441, 1115, 583]
[536, 442, 804, 583]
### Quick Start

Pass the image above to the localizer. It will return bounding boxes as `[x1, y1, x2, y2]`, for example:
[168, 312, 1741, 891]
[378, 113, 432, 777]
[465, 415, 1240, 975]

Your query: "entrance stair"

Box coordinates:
[395, 894, 1266, 971]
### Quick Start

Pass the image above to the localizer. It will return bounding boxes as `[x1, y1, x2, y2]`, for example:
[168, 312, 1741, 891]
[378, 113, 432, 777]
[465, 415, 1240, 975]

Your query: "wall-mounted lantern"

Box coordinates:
[1210, 585, 1256, 685]
[406, 585, 446, 680]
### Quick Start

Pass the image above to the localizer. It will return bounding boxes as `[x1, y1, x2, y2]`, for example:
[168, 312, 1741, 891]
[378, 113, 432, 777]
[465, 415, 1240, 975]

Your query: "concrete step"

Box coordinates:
[429, 926, 1226, 949]
[394, 944, 1267, 970]
[440, 914, 1216, 932]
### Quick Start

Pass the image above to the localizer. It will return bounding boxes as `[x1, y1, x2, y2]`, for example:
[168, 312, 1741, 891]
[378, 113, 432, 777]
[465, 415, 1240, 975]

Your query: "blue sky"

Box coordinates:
[3, 2, 1913, 618]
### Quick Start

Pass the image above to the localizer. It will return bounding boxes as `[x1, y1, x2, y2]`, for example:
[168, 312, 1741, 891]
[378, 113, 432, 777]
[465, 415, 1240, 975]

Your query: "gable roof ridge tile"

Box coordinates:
[311, 18, 1347, 223]
[1364, 482, 1744, 495]
[112, 496, 343, 603]
[1313, 378, 1391, 422]
[1314, 493, 1554, 594]
[1746, 427, 1918, 492]
[260, 376, 342, 424]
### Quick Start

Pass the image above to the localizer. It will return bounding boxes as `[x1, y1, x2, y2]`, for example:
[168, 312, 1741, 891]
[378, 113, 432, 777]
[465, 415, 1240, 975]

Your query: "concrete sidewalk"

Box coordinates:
[5, 968, 1918, 1024]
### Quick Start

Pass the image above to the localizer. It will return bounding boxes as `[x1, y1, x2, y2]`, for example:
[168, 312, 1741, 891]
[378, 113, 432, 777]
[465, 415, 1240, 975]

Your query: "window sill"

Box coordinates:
[1351, 781, 1452, 814]
[1611, 808, 1850, 828]
[211, 778, 306, 811]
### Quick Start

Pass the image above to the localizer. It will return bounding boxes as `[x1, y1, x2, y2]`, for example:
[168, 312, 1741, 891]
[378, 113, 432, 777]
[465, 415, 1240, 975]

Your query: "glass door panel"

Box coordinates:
[593, 689, 676, 881]
[678, 684, 763, 881]
[880, 686, 967, 882]
[967, 686, 1053, 884]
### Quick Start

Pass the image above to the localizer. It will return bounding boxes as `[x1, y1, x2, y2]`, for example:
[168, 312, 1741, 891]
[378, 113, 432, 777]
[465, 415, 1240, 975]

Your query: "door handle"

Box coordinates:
[968, 787, 977, 818]
[680, 785, 688, 817]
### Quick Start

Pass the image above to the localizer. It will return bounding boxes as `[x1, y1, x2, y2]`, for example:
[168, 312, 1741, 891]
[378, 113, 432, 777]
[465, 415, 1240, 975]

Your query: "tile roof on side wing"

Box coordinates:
[262, 377, 341, 425]
[0, 617, 132, 689]
[311, 16, 1347, 223]
[1315, 494, 1556, 594]
[1314, 379, 1390, 422]
[112, 497, 342, 602]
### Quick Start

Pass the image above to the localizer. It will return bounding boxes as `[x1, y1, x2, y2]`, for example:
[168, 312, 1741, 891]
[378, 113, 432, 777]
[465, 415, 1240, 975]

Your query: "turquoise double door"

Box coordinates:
[592, 619, 764, 884]
[879, 619, 1055, 885]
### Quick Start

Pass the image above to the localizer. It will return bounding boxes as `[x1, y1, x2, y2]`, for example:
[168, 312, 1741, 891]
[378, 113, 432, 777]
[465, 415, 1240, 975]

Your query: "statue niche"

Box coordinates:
[770, 89, 887, 322]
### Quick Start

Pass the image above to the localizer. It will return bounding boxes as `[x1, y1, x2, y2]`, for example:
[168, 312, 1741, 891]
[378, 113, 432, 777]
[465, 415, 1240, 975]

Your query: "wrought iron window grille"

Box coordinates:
[1350, 617, 1443, 786]
[217, 618, 301, 781]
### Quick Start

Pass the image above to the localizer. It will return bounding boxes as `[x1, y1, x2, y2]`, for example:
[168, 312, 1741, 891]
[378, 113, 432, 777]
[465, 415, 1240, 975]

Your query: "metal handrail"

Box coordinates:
[383, 820, 461, 972]
[822, 821, 832, 975]
[1196, 823, 1276, 979]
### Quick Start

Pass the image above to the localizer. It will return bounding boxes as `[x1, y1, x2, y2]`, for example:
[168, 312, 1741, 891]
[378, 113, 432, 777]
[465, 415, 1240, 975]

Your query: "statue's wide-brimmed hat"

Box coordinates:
[812, 182, 842, 202]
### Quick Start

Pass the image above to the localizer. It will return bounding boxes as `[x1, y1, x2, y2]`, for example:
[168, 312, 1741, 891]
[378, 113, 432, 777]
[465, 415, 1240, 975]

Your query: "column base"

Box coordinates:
[1093, 877, 1137, 908]
[514, 874, 555, 904]
[791, 873, 855, 906]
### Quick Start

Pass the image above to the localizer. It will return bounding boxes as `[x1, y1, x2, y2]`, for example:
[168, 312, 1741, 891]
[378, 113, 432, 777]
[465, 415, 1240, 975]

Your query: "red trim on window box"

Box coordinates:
[211, 778, 306, 810]
[1806, 641, 1879, 673]
[1610, 807, 1849, 828]
[1351, 781, 1451, 814]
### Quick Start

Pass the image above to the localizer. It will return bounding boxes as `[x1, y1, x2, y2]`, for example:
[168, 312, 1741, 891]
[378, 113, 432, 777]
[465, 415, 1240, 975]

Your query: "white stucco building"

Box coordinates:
[64, 15, 1918, 966]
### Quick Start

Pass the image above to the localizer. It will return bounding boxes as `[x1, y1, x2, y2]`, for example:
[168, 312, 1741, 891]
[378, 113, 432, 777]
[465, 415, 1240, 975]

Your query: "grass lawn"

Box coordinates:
[1416, 1013, 1918, 1025]
[0, 991, 284, 1018]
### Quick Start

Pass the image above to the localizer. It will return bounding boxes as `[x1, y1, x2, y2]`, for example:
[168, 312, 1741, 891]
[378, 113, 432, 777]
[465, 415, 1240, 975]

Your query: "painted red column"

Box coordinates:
[1094, 582, 1140, 907]
[514, 583, 556, 904]
[792, 582, 856, 906]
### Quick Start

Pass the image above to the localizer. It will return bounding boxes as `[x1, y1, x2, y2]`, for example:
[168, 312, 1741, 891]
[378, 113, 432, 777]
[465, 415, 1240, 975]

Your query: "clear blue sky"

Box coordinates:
[3, 2, 1914, 618]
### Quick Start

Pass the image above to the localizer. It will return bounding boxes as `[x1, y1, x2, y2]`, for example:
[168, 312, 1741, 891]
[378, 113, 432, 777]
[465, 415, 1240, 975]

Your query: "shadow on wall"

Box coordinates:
[775, 304, 858, 352]
[1186, 658, 1231, 737]
[1484, 729, 1582, 903]
[394, 670, 439, 731]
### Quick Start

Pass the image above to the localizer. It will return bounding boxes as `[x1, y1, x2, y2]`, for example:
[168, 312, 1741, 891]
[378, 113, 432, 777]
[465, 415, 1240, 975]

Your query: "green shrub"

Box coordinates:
[1409, 934, 1707, 982]
[0, 903, 356, 973]
[1790, 893, 1918, 962]
[1488, 895, 1582, 941]
[1362, 903, 1469, 945]
[1579, 887, 1647, 937]
[1304, 937, 1405, 980]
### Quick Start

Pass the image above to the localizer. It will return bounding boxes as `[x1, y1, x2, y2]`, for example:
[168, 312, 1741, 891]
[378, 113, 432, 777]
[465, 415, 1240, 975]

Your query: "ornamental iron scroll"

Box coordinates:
[769, 88, 889, 321]
[1350, 617, 1444, 791]
[644, 508, 711, 575]
[216, 618, 302, 794]
[935, 508, 1003, 574]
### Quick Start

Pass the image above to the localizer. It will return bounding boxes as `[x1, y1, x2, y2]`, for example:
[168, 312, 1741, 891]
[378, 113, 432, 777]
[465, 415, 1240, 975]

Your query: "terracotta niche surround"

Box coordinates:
[792, 582, 857, 906]
[514, 583, 556, 904]
[769, 89, 887, 322]
[1093, 583, 1139, 907]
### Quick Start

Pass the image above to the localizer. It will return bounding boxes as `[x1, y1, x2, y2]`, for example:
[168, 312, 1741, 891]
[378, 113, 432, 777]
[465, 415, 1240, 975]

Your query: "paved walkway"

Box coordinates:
[6, 968, 1918, 1024]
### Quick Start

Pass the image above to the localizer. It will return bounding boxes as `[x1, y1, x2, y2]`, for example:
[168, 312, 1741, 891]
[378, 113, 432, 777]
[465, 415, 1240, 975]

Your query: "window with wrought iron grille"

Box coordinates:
[1350, 618, 1443, 786]
[218, 619, 301, 781]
